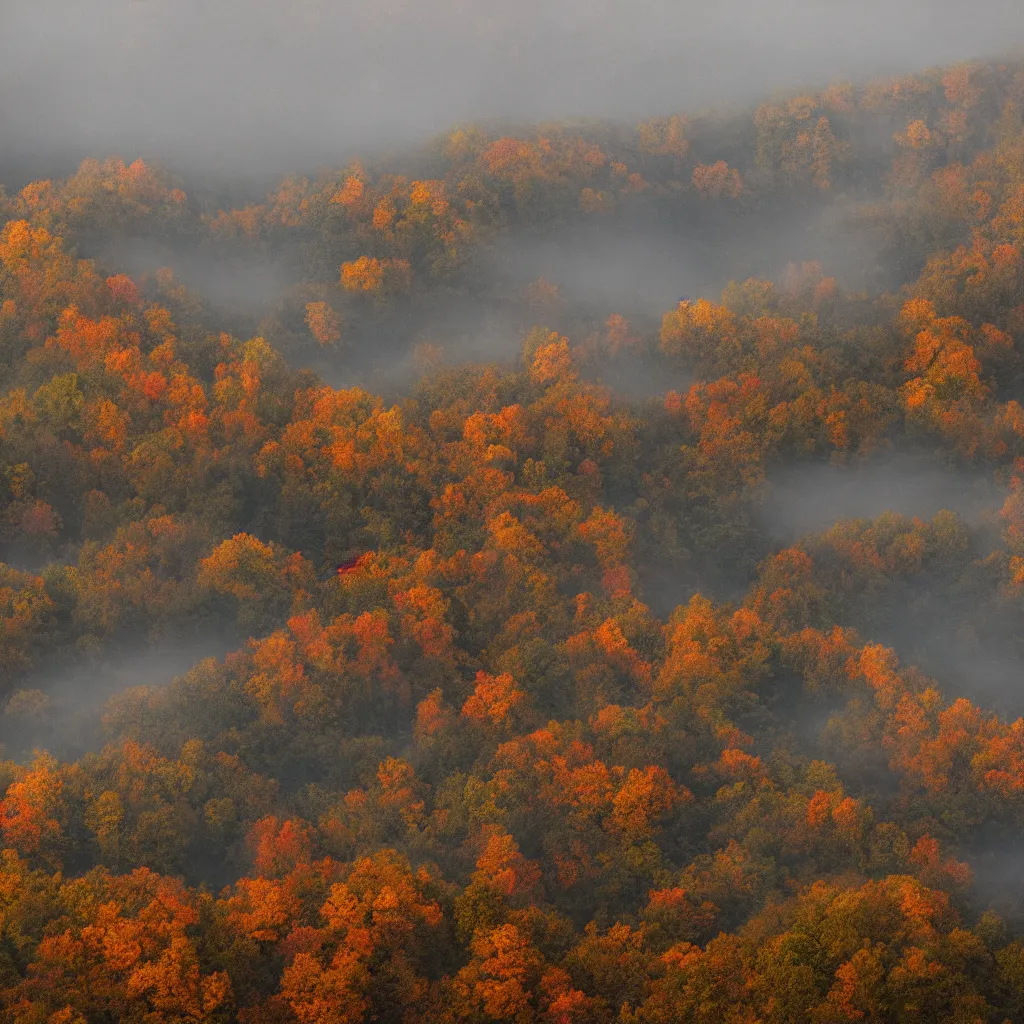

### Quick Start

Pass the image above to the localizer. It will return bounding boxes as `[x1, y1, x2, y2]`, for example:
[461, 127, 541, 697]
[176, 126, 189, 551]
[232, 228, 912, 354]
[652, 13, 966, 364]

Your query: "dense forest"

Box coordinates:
[6, 57, 1024, 1022]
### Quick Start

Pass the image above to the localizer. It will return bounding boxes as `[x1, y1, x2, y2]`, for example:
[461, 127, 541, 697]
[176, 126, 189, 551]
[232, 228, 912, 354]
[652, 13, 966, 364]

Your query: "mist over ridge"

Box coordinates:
[3, 0, 1024, 180]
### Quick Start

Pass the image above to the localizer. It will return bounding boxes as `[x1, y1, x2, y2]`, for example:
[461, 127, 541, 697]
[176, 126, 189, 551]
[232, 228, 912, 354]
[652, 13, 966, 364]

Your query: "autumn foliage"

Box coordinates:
[4, 57, 1024, 1024]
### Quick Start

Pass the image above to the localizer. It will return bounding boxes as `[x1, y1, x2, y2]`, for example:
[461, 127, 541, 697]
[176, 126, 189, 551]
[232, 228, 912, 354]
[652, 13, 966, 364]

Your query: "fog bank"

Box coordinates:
[3, 0, 1024, 181]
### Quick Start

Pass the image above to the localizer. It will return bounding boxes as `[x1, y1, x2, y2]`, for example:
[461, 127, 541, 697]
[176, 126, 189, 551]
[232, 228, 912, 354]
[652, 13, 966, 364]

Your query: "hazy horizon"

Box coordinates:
[3, 0, 1024, 183]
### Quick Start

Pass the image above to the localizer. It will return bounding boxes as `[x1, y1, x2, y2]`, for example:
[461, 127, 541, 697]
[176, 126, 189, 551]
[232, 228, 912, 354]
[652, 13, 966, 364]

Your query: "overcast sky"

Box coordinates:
[3, 0, 1024, 181]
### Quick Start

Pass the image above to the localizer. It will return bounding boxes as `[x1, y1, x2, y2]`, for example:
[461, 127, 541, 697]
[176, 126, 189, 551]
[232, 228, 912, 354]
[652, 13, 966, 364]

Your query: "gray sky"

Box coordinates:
[3, 0, 1024, 181]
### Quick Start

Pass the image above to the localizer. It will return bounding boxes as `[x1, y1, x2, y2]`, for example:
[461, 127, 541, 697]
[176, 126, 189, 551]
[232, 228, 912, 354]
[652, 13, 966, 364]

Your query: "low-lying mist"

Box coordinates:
[95, 237, 292, 318]
[966, 843, 1024, 920]
[87, 189, 893, 399]
[490, 198, 888, 320]
[760, 454, 1001, 544]
[759, 455, 1024, 712]
[0, 632, 235, 763]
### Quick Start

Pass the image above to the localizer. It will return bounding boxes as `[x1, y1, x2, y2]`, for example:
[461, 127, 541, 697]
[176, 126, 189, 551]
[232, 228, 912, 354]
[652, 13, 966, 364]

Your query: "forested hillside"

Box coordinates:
[5, 60, 1024, 1022]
